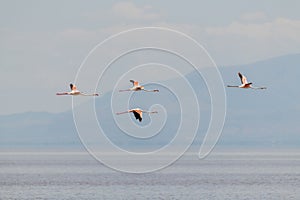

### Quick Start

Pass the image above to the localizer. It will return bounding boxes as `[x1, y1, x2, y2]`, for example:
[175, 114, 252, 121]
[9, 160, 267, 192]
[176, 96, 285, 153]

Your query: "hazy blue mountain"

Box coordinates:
[1, 54, 299, 150]
[0, 111, 80, 150]
[219, 54, 300, 147]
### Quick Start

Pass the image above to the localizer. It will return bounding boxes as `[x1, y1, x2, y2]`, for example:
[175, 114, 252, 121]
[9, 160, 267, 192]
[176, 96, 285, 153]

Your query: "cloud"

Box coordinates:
[150, 17, 300, 65]
[240, 11, 268, 22]
[202, 17, 300, 64]
[112, 1, 161, 21]
[60, 29, 97, 41]
[205, 17, 300, 40]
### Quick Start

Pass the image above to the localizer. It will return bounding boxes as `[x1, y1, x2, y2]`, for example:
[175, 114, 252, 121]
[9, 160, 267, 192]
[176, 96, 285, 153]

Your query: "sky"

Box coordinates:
[1, 0, 300, 115]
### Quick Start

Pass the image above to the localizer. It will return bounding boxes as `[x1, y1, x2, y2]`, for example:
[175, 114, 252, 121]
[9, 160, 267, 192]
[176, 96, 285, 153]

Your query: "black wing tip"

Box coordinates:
[132, 111, 142, 122]
[70, 83, 73, 90]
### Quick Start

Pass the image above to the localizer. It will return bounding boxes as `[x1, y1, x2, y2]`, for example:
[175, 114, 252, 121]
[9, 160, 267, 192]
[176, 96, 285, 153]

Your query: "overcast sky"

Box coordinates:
[1, 0, 300, 115]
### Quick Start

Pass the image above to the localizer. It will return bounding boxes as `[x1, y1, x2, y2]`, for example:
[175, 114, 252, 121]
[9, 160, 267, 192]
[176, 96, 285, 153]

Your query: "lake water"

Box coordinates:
[1, 151, 300, 200]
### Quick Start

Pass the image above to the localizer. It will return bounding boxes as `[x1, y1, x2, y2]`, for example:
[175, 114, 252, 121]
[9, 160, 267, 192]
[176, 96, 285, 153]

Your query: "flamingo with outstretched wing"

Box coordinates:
[116, 108, 158, 122]
[56, 83, 99, 96]
[227, 72, 266, 89]
[119, 80, 159, 92]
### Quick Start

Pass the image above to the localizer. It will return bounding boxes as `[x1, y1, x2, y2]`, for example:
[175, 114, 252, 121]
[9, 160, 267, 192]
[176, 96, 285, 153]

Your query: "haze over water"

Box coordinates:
[1, 152, 300, 200]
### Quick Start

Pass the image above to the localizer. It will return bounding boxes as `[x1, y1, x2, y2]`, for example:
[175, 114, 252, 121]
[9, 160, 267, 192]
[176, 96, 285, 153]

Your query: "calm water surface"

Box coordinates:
[0, 152, 300, 200]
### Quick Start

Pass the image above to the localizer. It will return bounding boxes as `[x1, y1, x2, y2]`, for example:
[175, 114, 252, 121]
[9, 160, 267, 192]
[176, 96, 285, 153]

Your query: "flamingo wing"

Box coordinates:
[238, 72, 248, 84]
[70, 83, 77, 91]
[132, 110, 142, 122]
[130, 80, 139, 87]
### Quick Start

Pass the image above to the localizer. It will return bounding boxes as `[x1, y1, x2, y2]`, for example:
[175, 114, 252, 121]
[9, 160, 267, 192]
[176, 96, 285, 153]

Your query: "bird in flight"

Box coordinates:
[56, 83, 99, 96]
[119, 80, 159, 92]
[227, 72, 266, 89]
[116, 108, 158, 122]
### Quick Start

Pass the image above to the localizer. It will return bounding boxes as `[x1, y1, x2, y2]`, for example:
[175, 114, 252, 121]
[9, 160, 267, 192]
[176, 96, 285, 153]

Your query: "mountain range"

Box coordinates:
[1, 54, 299, 151]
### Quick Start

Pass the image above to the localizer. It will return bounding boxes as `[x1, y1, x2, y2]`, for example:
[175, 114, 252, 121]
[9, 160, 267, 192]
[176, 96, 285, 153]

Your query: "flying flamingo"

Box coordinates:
[119, 80, 159, 92]
[116, 108, 158, 122]
[227, 72, 266, 89]
[56, 83, 99, 96]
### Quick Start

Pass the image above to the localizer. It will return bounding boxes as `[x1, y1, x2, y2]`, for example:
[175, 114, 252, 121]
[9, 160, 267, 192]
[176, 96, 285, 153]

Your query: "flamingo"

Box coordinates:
[227, 72, 266, 89]
[119, 80, 159, 92]
[116, 108, 158, 122]
[56, 83, 99, 96]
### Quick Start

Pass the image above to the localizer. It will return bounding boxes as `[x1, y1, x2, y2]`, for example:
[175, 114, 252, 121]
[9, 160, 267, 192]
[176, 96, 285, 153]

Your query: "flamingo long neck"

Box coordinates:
[143, 89, 159, 92]
[80, 93, 98, 96]
[251, 86, 267, 90]
[142, 110, 157, 114]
